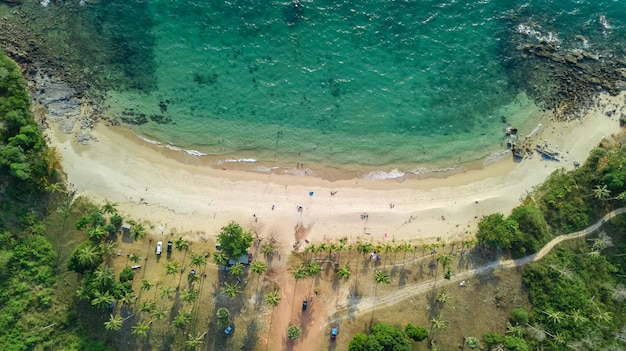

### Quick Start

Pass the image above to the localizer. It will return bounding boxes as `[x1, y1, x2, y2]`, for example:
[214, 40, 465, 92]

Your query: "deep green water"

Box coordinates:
[11, 1, 626, 175]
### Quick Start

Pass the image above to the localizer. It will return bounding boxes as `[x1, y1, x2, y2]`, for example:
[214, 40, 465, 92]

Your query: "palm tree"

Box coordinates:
[151, 306, 168, 321]
[88, 225, 108, 242]
[129, 253, 141, 264]
[131, 320, 151, 338]
[229, 263, 245, 277]
[307, 261, 322, 276]
[160, 286, 175, 299]
[139, 300, 157, 314]
[181, 288, 199, 303]
[251, 260, 268, 290]
[172, 310, 192, 331]
[336, 263, 351, 279]
[265, 288, 281, 351]
[223, 282, 242, 299]
[98, 241, 116, 257]
[543, 309, 565, 325]
[175, 237, 190, 251]
[431, 315, 448, 331]
[189, 253, 207, 269]
[212, 252, 228, 266]
[592, 184, 611, 200]
[186, 332, 206, 350]
[290, 265, 308, 318]
[436, 254, 451, 274]
[130, 223, 147, 241]
[119, 290, 137, 308]
[77, 244, 102, 267]
[251, 260, 268, 276]
[94, 265, 115, 289]
[140, 279, 154, 292]
[101, 200, 118, 215]
[104, 314, 124, 331]
[465, 336, 480, 349]
[436, 291, 450, 304]
[261, 242, 275, 257]
[372, 270, 391, 319]
[91, 290, 115, 309]
[166, 261, 181, 275]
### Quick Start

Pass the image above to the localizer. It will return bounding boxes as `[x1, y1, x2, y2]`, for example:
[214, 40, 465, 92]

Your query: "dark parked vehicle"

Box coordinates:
[224, 323, 234, 335]
[302, 300, 308, 311]
[167, 241, 173, 253]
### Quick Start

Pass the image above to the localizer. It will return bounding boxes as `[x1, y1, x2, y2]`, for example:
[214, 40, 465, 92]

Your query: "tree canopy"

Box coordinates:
[217, 221, 253, 258]
[347, 322, 411, 351]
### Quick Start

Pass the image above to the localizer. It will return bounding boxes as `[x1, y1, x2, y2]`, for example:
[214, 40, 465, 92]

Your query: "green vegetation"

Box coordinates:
[217, 221, 253, 258]
[347, 322, 413, 351]
[287, 325, 302, 340]
[0, 51, 107, 351]
[0, 51, 61, 199]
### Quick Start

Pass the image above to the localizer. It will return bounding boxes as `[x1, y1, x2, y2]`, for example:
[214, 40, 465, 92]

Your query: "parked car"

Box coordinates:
[156, 241, 163, 255]
[224, 323, 234, 335]
[167, 240, 173, 253]
[302, 300, 308, 311]
[331, 327, 338, 340]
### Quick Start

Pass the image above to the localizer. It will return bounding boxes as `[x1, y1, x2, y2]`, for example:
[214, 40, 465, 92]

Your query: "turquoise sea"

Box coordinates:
[6, 1, 626, 175]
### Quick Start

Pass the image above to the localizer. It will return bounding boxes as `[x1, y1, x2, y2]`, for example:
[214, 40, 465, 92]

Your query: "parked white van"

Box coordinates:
[156, 241, 163, 255]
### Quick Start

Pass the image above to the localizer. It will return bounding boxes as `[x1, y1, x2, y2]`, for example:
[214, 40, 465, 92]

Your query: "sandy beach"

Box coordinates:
[45, 92, 625, 252]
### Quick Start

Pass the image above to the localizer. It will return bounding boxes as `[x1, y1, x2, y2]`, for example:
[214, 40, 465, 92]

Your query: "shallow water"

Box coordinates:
[6, 0, 626, 173]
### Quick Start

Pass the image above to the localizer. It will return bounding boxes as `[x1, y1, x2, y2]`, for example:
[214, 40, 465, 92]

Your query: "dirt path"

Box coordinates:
[330, 207, 626, 324]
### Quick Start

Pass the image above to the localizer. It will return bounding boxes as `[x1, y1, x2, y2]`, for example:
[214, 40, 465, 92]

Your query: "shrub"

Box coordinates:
[510, 307, 529, 325]
[405, 323, 428, 341]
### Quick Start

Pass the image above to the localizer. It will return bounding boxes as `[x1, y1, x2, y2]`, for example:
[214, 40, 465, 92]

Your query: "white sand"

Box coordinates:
[45, 93, 625, 251]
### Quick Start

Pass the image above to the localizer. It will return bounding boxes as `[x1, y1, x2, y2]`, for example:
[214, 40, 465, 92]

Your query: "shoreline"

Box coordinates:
[43, 92, 625, 253]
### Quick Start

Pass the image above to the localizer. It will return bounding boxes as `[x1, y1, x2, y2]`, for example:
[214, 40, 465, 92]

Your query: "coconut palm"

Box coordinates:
[93, 265, 115, 289]
[139, 300, 157, 314]
[431, 315, 448, 331]
[229, 263, 245, 277]
[251, 260, 268, 276]
[101, 200, 118, 215]
[186, 332, 206, 350]
[261, 242, 275, 257]
[174, 237, 190, 251]
[104, 314, 124, 331]
[372, 270, 391, 319]
[91, 290, 115, 309]
[436, 254, 451, 274]
[543, 309, 565, 325]
[130, 224, 147, 241]
[172, 310, 192, 331]
[131, 320, 151, 338]
[88, 225, 108, 242]
[223, 282, 242, 299]
[98, 241, 116, 257]
[160, 286, 175, 299]
[189, 253, 207, 268]
[212, 251, 228, 266]
[465, 336, 480, 349]
[264, 288, 281, 351]
[166, 261, 181, 275]
[119, 290, 137, 307]
[181, 288, 199, 303]
[336, 263, 351, 279]
[592, 184, 611, 200]
[140, 279, 154, 291]
[151, 306, 168, 321]
[307, 261, 322, 276]
[505, 322, 524, 337]
[77, 244, 102, 267]
[436, 291, 450, 304]
[129, 253, 140, 264]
